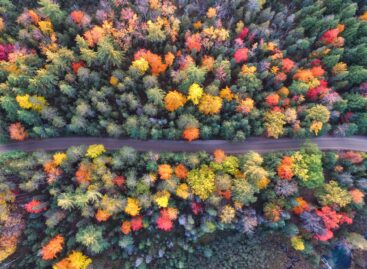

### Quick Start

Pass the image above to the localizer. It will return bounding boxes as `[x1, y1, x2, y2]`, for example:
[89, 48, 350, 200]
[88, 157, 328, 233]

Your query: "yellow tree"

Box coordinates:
[264, 111, 286, 138]
[198, 94, 222, 115]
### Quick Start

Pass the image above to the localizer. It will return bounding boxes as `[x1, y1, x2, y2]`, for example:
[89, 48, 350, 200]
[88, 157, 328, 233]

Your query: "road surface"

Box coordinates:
[0, 136, 366, 154]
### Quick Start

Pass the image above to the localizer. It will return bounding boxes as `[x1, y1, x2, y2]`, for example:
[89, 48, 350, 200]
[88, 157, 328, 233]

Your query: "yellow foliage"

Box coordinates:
[125, 198, 140, 216]
[219, 86, 234, 101]
[132, 57, 149, 74]
[16, 94, 48, 112]
[202, 26, 230, 41]
[310, 121, 323, 135]
[53, 152, 67, 166]
[154, 190, 170, 208]
[39, 20, 53, 33]
[270, 66, 279, 74]
[307, 78, 320, 89]
[332, 62, 348, 75]
[319, 181, 352, 208]
[236, 98, 254, 114]
[187, 165, 215, 200]
[110, 76, 119, 86]
[242, 65, 257, 75]
[188, 83, 203, 105]
[0, 18, 4, 32]
[277, 87, 289, 97]
[220, 205, 236, 224]
[291, 236, 305, 251]
[198, 94, 222, 115]
[257, 177, 270, 190]
[86, 144, 106, 158]
[264, 111, 286, 139]
[176, 183, 190, 199]
[16, 95, 32, 109]
[53, 251, 92, 269]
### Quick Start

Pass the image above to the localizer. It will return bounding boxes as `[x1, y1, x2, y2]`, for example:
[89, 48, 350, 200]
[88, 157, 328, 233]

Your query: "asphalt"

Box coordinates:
[0, 136, 366, 154]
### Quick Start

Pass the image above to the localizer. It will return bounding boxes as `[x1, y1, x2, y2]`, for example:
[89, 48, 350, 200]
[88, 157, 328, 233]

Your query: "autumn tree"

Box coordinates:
[264, 111, 286, 138]
[8, 122, 28, 141]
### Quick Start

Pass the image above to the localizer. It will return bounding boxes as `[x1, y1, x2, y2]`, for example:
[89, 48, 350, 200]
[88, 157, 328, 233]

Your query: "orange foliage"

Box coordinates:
[277, 156, 293, 180]
[158, 164, 173, 180]
[264, 203, 282, 222]
[43, 160, 62, 184]
[185, 33, 202, 52]
[339, 151, 364, 164]
[282, 58, 295, 73]
[164, 52, 175, 66]
[293, 69, 314, 82]
[8, 122, 28, 141]
[182, 127, 200, 142]
[293, 197, 310, 215]
[160, 207, 178, 220]
[75, 163, 91, 184]
[28, 10, 40, 24]
[175, 164, 188, 179]
[311, 66, 325, 77]
[220, 86, 234, 101]
[120, 221, 131, 235]
[201, 55, 215, 71]
[134, 50, 168, 76]
[236, 98, 254, 114]
[41, 235, 64, 260]
[70, 10, 84, 25]
[213, 149, 226, 163]
[218, 189, 231, 200]
[83, 26, 104, 47]
[349, 189, 365, 204]
[164, 90, 187, 112]
[265, 93, 280, 106]
[95, 209, 111, 222]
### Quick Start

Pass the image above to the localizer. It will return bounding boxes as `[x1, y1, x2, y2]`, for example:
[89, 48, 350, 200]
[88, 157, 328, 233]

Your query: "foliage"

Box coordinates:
[41, 235, 64, 260]
[164, 91, 186, 112]
[0, 0, 365, 141]
[0, 144, 366, 268]
[85, 144, 105, 158]
[8, 122, 28, 141]
[317, 180, 352, 208]
[187, 165, 215, 200]
[75, 225, 109, 254]
[291, 148, 324, 189]
[264, 111, 286, 139]
[53, 251, 92, 269]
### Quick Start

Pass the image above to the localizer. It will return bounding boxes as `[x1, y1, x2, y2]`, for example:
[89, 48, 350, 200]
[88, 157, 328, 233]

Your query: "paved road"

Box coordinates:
[0, 136, 366, 154]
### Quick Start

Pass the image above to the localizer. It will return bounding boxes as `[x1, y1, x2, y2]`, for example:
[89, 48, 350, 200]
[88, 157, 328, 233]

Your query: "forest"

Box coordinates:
[0, 0, 366, 142]
[1, 0, 367, 268]
[1, 143, 367, 268]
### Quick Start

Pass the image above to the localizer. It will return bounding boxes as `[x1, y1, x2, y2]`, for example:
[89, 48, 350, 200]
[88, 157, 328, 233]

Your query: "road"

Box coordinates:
[0, 136, 366, 154]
